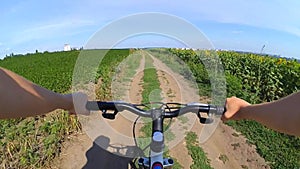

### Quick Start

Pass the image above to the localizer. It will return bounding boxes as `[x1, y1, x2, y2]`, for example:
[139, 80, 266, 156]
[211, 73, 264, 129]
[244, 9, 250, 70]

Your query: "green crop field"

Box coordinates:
[0, 48, 299, 168]
[168, 48, 300, 169]
[0, 49, 129, 168]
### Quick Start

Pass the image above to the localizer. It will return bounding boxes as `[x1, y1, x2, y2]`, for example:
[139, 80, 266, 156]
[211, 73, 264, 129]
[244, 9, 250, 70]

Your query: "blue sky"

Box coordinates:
[1, 0, 300, 59]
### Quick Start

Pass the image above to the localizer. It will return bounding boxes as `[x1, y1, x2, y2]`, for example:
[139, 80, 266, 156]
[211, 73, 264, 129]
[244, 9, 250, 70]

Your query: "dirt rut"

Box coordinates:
[55, 51, 269, 169]
[149, 52, 270, 169]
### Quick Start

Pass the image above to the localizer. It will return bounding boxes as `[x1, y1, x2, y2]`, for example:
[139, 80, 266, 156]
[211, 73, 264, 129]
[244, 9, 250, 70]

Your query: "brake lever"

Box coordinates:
[197, 111, 214, 124]
[102, 110, 118, 120]
[199, 117, 214, 124]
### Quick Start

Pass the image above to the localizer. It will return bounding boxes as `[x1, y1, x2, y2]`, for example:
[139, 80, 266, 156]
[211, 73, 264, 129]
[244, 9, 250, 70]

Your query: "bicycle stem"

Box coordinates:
[150, 108, 165, 167]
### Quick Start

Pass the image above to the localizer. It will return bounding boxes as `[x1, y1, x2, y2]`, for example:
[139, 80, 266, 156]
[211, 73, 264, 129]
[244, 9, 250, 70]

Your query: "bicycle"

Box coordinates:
[86, 101, 225, 169]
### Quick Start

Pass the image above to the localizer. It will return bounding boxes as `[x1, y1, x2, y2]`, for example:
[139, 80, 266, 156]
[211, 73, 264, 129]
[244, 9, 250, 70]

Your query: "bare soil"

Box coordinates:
[150, 53, 269, 169]
[54, 51, 270, 169]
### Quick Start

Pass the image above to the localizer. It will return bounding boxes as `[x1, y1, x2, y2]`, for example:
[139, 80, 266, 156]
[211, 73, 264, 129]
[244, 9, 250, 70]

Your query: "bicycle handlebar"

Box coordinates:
[85, 101, 226, 168]
[86, 101, 225, 119]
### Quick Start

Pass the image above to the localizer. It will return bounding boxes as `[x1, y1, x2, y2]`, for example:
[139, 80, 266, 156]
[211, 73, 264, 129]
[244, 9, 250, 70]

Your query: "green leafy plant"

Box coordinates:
[0, 49, 130, 168]
[170, 48, 300, 169]
[185, 131, 213, 169]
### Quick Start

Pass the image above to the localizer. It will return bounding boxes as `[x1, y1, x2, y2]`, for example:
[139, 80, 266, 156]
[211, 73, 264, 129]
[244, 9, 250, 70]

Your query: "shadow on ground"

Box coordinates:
[82, 135, 143, 169]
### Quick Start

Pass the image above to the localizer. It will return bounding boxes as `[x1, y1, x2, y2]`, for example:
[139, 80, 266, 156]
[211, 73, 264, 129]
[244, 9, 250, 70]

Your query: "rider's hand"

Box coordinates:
[222, 96, 251, 121]
[62, 92, 90, 115]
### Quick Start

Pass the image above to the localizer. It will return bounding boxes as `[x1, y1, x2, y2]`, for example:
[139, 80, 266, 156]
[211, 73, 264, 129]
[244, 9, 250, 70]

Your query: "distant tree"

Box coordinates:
[4, 54, 11, 59]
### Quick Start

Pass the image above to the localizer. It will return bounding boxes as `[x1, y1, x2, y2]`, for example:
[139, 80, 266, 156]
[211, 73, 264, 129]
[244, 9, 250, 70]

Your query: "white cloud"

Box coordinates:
[3, 0, 300, 59]
[113, 1, 300, 38]
[187, 0, 300, 37]
[231, 30, 243, 34]
[282, 26, 300, 38]
[25, 20, 95, 33]
[11, 19, 96, 44]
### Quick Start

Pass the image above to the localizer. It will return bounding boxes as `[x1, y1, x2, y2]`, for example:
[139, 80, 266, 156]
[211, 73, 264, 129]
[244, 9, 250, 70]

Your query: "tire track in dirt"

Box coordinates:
[149, 52, 198, 169]
[148, 51, 270, 169]
[55, 50, 269, 169]
[55, 52, 146, 169]
[156, 69, 193, 168]
[106, 53, 145, 138]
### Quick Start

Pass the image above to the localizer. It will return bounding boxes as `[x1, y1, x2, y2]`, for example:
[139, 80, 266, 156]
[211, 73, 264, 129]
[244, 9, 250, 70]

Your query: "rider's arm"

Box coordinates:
[223, 91, 300, 136]
[0, 67, 88, 119]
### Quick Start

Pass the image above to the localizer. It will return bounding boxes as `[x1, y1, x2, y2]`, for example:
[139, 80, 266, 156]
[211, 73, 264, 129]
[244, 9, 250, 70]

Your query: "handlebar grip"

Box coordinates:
[209, 105, 226, 115]
[220, 106, 226, 115]
[86, 101, 117, 111]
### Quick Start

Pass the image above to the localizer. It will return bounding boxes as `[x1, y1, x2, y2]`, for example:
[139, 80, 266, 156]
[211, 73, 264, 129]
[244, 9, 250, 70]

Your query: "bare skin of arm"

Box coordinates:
[0, 67, 88, 119]
[223, 91, 300, 136]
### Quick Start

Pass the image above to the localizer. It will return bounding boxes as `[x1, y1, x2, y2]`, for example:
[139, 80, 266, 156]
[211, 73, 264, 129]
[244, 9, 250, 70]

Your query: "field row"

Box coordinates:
[0, 50, 129, 168]
[167, 48, 300, 169]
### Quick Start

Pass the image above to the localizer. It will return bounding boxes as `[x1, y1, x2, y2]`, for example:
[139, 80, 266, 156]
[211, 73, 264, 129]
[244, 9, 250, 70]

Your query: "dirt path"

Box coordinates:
[156, 68, 193, 168]
[106, 53, 145, 138]
[150, 54, 196, 168]
[55, 53, 145, 169]
[148, 52, 270, 169]
[55, 50, 269, 169]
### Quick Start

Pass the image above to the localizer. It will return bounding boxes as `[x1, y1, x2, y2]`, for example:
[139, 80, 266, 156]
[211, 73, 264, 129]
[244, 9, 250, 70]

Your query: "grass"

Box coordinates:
[227, 120, 300, 169]
[137, 53, 182, 169]
[110, 50, 142, 100]
[169, 48, 300, 169]
[0, 49, 129, 168]
[219, 154, 229, 164]
[231, 143, 240, 150]
[0, 51, 80, 168]
[178, 116, 189, 124]
[241, 164, 249, 169]
[147, 49, 215, 169]
[141, 52, 162, 104]
[185, 131, 213, 169]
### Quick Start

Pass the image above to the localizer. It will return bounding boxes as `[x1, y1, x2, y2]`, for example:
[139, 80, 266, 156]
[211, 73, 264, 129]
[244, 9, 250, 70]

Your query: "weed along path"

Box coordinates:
[56, 52, 145, 169]
[150, 54, 194, 168]
[56, 50, 269, 169]
[147, 51, 270, 169]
